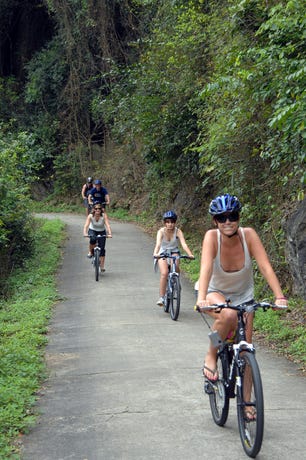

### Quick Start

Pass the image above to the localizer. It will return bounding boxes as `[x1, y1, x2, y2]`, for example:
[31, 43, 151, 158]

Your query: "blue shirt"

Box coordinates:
[89, 186, 108, 204]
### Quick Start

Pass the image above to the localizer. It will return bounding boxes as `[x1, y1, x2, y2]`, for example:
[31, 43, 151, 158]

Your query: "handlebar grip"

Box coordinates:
[194, 304, 211, 312]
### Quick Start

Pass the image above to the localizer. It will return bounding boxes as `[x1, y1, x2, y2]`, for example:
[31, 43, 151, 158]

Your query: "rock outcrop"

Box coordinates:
[286, 198, 306, 300]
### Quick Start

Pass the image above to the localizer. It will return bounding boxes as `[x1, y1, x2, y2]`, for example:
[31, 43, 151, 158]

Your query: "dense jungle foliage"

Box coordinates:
[0, 0, 305, 295]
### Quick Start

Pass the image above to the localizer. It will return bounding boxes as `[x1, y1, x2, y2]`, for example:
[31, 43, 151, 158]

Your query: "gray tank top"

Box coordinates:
[208, 228, 254, 305]
[159, 227, 179, 254]
[89, 215, 106, 232]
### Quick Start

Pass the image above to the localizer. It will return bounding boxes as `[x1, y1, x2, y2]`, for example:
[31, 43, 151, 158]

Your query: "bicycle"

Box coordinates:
[195, 299, 287, 458]
[84, 234, 109, 281]
[154, 252, 194, 321]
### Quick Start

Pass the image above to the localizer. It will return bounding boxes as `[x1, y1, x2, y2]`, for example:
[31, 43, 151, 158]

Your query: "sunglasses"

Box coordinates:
[214, 211, 239, 223]
[94, 207, 102, 211]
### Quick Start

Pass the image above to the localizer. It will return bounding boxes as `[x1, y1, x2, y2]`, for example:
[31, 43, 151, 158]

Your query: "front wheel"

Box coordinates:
[94, 249, 100, 281]
[236, 351, 264, 458]
[207, 350, 230, 426]
[169, 274, 181, 320]
[164, 287, 170, 313]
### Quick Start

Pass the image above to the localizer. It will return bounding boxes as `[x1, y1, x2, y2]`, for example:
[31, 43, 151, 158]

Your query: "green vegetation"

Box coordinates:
[254, 300, 305, 367]
[0, 125, 37, 295]
[0, 218, 65, 458]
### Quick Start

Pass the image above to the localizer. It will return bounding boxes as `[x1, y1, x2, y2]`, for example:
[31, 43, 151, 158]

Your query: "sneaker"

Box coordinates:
[156, 297, 165, 307]
[99, 267, 106, 273]
[87, 253, 93, 258]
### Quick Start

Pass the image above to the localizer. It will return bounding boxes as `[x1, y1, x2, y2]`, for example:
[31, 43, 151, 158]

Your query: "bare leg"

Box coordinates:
[99, 255, 105, 270]
[203, 292, 237, 381]
[158, 259, 168, 297]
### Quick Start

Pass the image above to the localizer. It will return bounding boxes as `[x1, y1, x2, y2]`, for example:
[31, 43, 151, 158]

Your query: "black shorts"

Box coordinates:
[88, 229, 106, 256]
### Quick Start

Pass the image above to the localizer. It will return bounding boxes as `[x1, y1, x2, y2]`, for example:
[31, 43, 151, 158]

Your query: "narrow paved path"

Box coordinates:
[21, 213, 305, 459]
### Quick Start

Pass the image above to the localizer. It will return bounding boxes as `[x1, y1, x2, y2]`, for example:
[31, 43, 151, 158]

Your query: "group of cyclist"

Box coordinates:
[82, 177, 112, 272]
[81, 177, 110, 215]
[82, 179, 288, 382]
[153, 193, 287, 384]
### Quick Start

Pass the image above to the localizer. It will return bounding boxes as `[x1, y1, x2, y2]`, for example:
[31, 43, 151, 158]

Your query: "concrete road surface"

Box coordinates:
[21, 213, 305, 460]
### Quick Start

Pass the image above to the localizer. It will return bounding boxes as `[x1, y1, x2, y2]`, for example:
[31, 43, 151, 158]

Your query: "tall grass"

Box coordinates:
[0, 218, 65, 458]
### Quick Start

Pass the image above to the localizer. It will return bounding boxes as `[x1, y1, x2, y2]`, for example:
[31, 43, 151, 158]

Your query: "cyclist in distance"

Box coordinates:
[83, 203, 112, 271]
[153, 210, 194, 307]
[88, 179, 110, 208]
[196, 193, 287, 382]
[81, 177, 93, 215]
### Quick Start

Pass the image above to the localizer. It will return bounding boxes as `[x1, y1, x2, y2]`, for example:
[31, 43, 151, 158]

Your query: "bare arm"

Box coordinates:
[81, 184, 87, 199]
[105, 193, 110, 205]
[153, 229, 163, 256]
[103, 213, 112, 236]
[83, 215, 91, 236]
[197, 230, 217, 304]
[245, 227, 286, 302]
[177, 229, 194, 258]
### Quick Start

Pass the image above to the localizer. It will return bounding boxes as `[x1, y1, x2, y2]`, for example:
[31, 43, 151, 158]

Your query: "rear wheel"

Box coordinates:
[169, 274, 181, 320]
[236, 352, 264, 458]
[94, 248, 100, 281]
[208, 350, 230, 426]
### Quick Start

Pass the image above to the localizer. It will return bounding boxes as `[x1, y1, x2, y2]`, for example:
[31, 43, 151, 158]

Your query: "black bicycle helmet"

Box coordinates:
[163, 210, 177, 221]
[87, 177, 93, 183]
[209, 193, 242, 215]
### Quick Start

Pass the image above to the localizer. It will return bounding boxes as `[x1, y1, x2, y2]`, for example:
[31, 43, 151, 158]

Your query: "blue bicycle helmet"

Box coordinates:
[94, 179, 102, 185]
[163, 210, 177, 222]
[209, 194, 242, 215]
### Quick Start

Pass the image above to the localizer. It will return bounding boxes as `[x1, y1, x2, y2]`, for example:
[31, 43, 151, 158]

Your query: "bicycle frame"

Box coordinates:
[166, 255, 180, 287]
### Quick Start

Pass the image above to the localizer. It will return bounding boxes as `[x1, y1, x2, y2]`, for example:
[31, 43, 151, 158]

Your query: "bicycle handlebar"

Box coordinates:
[194, 300, 287, 313]
[154, 253, 195, 260]
[83, 234, 111, 238]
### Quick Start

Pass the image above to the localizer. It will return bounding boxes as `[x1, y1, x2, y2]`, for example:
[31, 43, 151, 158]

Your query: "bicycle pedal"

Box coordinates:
[204, 380, 215, 395]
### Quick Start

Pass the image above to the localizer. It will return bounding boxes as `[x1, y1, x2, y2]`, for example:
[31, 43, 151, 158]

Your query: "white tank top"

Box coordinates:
[208, 228, 254, 305]
[89, 215, 106, 232]
[159, 227, 179, 254]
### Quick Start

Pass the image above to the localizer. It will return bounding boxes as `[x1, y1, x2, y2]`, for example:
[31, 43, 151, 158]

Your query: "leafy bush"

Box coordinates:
[0, 128, 36, 294]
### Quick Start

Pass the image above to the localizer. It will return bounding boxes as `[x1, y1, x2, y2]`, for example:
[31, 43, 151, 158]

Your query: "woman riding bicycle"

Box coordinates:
[196, 193, 287, 382]
[83, 203, 112, 272]
[153, 210, 194, 307]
